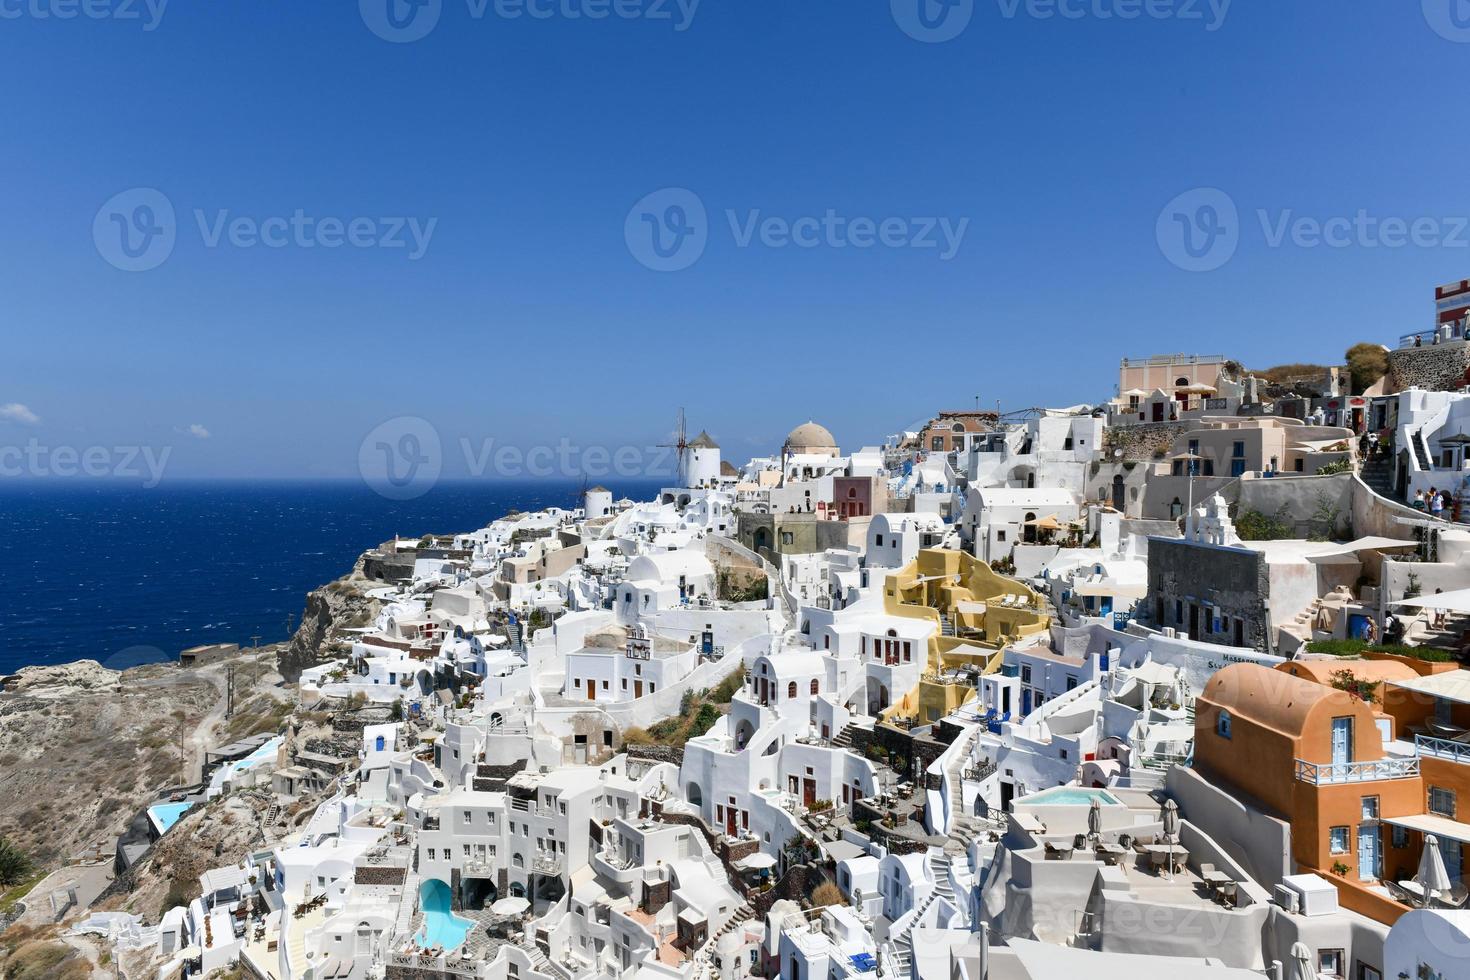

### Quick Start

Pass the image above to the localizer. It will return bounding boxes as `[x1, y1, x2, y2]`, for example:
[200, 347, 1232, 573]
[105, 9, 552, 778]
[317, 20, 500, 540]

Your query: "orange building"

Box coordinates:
[917, 411, 998, 455]
[1194, 660, 1470, 924]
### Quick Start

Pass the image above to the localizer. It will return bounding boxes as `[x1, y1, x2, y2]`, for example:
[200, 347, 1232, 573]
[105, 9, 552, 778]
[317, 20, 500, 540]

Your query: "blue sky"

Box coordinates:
[2, 0, 1469, 480]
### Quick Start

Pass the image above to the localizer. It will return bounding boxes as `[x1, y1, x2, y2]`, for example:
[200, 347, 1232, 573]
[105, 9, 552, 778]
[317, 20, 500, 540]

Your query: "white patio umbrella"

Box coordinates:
[490, 896, 530, 917]
[1087, 798, 1103, 846]
[1417, 834, 1452, 905]
[1289, 941, 1314, 980]
[1161, 798, 1180, 879]
[977, 921, 989, 979]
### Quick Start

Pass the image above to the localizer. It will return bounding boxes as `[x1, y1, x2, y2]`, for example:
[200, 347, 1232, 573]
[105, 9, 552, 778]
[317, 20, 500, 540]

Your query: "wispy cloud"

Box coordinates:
[0, 403, 40, 424]
[184, 423, 210, 439]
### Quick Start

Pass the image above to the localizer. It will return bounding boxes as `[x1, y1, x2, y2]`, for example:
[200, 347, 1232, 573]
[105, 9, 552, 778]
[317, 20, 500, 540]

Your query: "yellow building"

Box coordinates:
[879, 548, 1050, 728]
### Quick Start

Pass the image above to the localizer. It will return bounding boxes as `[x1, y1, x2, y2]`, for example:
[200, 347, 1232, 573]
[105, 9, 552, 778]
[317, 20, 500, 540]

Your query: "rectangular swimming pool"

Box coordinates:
[1022, 787, 1122, 807]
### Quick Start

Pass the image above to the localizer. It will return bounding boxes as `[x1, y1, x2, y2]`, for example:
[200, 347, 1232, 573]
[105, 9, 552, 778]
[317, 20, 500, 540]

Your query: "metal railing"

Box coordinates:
[1294, 757, 1420, 784]
[1416, 734, 1470, 765]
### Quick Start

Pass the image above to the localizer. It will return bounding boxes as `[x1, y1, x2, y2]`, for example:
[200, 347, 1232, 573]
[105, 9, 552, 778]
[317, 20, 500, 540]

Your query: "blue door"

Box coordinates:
[1357, 825, 1379, 880]
[1021, 689, 1033, 716]
[1331, 718, 1353, 770]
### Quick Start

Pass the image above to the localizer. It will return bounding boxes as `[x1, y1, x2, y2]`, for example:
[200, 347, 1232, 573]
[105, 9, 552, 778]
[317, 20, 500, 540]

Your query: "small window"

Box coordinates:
[1217, 710, 1232, 739]
[1430, 786, 1457, 818]
[1361, 796, 1379, 820]
[1317, 949, 1343, 977]
[1392, 824, 1409, 849]
[1329, 827, 1350, 854]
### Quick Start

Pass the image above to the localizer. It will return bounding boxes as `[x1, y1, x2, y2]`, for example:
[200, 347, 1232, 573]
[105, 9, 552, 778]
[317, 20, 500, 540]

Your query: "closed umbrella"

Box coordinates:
[1087, 798, 1103, 847]
[1417, 834, 1452, 905]
[978, 921, 989, 979]
[1289, 942, 1314, 980]
[1161, 799, 1180, 879]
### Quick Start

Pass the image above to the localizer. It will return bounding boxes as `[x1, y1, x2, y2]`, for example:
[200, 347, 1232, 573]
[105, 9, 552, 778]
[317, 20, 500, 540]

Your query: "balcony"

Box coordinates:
[463, 859, 496, 879]
[1416, 734, 1470, 764]
[532, 852, 564, 875]
[1294, 757, 1420, 785]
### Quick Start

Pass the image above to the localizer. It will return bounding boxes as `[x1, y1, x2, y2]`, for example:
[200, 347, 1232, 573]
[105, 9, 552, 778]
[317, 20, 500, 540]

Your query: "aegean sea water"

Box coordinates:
[0, 478, 662, 675]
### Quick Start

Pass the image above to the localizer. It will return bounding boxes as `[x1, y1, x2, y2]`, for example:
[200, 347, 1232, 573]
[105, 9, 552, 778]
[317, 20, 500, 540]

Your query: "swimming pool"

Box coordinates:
[147, 801, 194, 835]
[1023, 787, 1122, 807]
[414, 879, 474, 952]
[207, 735, 283, 797]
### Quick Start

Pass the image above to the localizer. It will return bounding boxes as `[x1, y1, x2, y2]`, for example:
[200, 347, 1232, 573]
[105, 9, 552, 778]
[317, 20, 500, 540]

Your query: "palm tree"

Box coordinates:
[0, 837, 34, 888]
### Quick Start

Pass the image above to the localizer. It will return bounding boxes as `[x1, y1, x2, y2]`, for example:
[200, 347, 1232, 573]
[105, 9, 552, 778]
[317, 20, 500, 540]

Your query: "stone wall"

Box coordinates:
[1147, 537, 1269, 651]
[1387, 342, 1470, 392]
[1103, 421, 1187, 462]
[626, 744, 685, 767]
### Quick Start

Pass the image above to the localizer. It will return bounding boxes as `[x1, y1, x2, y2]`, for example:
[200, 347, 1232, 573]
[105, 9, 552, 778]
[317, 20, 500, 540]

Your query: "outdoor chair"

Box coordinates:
[1443, 882, 1470, 909]
[1384, 881, 1415, 905]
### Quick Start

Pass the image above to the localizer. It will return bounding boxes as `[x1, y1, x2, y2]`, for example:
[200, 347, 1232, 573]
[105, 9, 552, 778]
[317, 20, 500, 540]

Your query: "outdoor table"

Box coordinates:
[1202, 870, 1234, 900]
[1144, 844, 1188, 873]
[1398, 881, 1429, 906]
[1095, 844, 1127, 867]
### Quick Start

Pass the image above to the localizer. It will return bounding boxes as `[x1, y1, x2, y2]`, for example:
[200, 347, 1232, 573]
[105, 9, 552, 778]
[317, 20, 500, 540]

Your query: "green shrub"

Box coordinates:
[0, 839, 33, 889]
[1304, 639, 1451, 663]
[1235, 507, 1293, 541]
[709, 666, 746, 704]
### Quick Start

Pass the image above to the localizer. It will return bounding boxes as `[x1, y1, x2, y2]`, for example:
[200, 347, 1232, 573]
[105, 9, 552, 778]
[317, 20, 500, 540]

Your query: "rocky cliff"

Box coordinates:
[277, 554, 381, 682]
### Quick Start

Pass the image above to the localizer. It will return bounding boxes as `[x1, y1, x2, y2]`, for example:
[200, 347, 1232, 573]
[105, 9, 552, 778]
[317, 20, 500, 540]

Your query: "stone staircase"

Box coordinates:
[689, 905, 754, 980]
[831, 723, 860, 749]
[526, 943, 572, 980]
[939, 613, 956, 638]
[937, 728, 978, 835]
[1280, 596, 1328, 650]
[1414, 431, 1434, 472]
[927, 849, 955, 905]
[888, 888, 940, 978]
[393, 868, 422, 942]
[1361, 455, 1395, 499]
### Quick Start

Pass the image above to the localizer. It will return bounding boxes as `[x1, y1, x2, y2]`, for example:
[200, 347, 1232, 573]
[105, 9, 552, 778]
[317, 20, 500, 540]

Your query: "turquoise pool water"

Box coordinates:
[148, 801, 194, 834]
[414, 879, 474, 952]
[1024, 787, 1122, 806]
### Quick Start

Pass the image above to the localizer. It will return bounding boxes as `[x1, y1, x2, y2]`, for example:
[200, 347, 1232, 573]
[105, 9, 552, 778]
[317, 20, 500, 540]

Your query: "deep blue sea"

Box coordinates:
[0, 479, 662, 675]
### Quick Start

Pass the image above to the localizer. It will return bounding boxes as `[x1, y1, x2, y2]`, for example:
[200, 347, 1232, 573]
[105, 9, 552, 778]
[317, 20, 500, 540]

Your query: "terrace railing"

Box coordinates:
[1294, 757, 1420, 784]
[1416, 734, 1470, 765]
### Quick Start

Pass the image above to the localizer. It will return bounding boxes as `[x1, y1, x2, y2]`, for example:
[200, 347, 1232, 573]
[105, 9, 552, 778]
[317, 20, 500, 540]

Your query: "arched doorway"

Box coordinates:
[1023, 512, 1037, 544]
[1111, 475, 1125, 511]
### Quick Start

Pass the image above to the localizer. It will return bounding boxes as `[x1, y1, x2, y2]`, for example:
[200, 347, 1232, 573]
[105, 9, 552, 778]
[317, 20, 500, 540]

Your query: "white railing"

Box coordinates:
[1416, 734, 1470, 764]
[1294, 757, 1420, 784]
